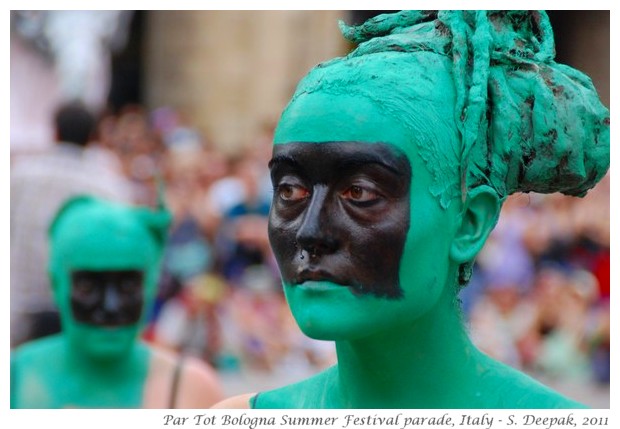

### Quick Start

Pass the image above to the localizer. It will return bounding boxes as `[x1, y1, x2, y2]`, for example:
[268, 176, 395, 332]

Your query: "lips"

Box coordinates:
[294, 268, 347, 286]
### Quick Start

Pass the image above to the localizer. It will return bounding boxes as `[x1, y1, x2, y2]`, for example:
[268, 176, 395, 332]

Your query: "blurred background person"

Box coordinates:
[11, 196, 224, 408]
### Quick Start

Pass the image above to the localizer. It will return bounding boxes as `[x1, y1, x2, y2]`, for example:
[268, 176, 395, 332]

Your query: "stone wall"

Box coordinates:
[143, 11, 348, 154]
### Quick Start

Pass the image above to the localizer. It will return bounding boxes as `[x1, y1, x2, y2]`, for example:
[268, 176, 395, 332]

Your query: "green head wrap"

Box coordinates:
[276, 10, 610, 208]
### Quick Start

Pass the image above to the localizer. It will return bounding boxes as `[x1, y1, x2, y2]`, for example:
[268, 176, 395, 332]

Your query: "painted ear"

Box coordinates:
[134, 206, 172, 249]
[135, 175, 173, 249]
[449, 185, 501, 265]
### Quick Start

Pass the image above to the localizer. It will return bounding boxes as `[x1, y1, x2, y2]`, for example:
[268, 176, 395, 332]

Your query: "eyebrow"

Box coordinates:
[268, 147, 406, 175]
[268, 154, 300, 170]
[334, 152, 403, 175]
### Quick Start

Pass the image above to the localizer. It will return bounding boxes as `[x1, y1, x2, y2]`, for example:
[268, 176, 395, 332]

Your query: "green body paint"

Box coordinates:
[11, 197, 171, 408]
[254, 10, 609, 409]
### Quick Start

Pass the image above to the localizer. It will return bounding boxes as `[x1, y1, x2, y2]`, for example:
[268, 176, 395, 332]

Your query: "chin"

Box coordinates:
[85, 342, 133, 361]
[291, 303, 386, 342]
[284, 280, 403, 342]
[299, 325, 361, 342]
[296, 317, 344, 341]
[70, 324, 140, 360]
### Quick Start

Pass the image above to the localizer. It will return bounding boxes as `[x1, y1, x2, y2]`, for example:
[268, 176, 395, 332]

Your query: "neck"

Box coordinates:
[334, 283, 483, 408]
[62, 336, 148, 381]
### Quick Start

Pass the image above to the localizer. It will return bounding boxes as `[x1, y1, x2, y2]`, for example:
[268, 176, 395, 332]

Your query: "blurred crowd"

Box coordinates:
[11, 101, 610, 390]
[464, 185, 610, 386]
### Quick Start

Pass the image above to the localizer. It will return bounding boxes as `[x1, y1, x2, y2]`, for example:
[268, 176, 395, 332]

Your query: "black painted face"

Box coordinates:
[70, 270, 144, 327]
[268, 142, 411, 298]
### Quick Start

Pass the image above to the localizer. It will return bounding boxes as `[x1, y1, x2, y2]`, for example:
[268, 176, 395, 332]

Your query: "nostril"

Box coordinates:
[296, 234, 338, 259]
[298, 247, 318, 261]
[295, 187, 339, 258]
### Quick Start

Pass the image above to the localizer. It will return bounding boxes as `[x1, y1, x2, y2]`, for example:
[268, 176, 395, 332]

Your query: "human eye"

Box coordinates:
[74, 279, 95, 295]
[71, 273, 100, 301]
[119, 274, 142, 295]
[341, 182, 382, 206]
[276, 181, 310, 202]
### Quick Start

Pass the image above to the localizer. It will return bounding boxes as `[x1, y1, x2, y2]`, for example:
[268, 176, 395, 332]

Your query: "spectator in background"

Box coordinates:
[528, 267, 597, 382]
[11, 196, 224, 408]
[469, 188, 610, 385]
[216, 153, 273, 286]
[109, 105, 163, 206]
[146, 122, 224, 363]
[11, 100, 133, 348]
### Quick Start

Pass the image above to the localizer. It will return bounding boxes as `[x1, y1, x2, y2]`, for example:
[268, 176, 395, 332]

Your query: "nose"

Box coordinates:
[102, 285, 121, 313]
[295, 186, 339, 258]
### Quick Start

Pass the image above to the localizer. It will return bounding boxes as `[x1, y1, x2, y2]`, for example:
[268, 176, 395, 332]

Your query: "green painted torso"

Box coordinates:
[251, 366, 340, 409]
[251, 357, 587, 409]
[11, 334, 151, 409]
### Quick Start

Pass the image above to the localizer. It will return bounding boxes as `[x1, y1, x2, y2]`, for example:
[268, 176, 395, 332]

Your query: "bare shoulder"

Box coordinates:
[211, 393, 256, 409]
[146, 345, 225, 408]
[181, 355, 222, 386]
[175, 355, 226, 408]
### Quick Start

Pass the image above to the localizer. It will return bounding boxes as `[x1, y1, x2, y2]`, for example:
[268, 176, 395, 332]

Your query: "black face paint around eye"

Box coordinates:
[70, 270, 144, 327]
[268, 142, 412, 299]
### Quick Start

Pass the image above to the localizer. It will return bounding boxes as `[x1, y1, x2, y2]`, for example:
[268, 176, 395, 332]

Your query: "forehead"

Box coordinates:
[274, 91, 414, 154]
[59, 235, 155, 271]
[52, 207, 159, 272]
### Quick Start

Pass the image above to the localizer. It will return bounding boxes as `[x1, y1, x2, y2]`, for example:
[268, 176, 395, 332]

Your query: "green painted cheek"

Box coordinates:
[384, 127, 463, 318]
[397, 205, 452, 315]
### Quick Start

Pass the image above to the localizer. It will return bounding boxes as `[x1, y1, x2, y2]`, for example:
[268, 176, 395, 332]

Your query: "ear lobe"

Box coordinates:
[449, 185, 501, 264]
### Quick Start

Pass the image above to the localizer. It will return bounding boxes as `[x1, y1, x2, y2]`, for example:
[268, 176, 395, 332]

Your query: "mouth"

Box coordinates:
[294, 268, 345, 286]
[292, 270, 369, 296]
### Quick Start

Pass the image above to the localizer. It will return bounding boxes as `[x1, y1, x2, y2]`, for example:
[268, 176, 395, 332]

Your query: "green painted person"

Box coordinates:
[214, 10, 609, 409]
[11, 196, 224, 408]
